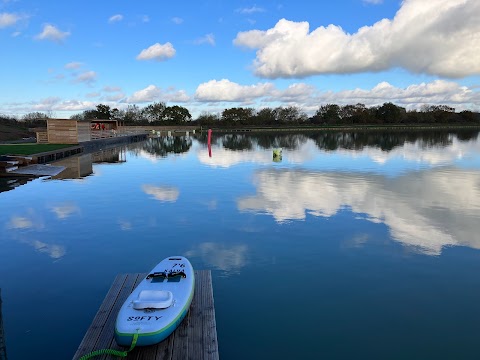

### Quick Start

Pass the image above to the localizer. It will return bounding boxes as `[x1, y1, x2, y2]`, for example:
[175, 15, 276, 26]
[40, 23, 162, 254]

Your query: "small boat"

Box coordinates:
[115, 256, 195, 346]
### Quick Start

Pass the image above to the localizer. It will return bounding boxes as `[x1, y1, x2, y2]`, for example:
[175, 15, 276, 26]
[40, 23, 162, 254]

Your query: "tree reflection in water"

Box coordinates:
[140, 136, 192, 157]
[197, 129, 478, 152]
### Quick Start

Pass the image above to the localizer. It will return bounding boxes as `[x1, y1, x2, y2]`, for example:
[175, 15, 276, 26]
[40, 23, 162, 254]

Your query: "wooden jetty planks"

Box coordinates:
[73, 270, 219, 360]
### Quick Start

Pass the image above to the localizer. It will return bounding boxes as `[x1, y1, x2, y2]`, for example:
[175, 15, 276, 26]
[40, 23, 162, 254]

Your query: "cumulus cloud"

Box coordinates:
[73, 70, 97, 84]
[171, 17, 183, 24]
[127, 84, 189, 103]
[136, 42, 176, 61]
[50, 100, 96, 111]
[237, 167, 480, 255]
[234, 0, 480, 78]
[108, 14, 123, 23]
[195, 79, 275, 102]
[0, 12, 21, 28]
[194, 78, 480, 110]
[194, 33, 215, 46]
[314, 80, 480, 109]
[142, 184, 179, 202]
[35, 24, 70, 43]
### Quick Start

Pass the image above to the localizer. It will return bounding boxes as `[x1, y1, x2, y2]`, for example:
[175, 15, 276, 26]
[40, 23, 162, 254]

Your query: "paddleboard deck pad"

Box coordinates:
[115, 256, 195, 346]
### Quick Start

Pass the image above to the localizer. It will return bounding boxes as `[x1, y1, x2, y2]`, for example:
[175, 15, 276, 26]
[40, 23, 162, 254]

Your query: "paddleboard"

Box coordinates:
[115, 256, 195, 346]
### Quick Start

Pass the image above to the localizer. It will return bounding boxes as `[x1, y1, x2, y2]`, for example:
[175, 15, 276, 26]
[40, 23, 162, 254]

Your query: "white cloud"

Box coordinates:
[194, 78, 480, 111]
[141, 15, 150, 23]
[35, 24, 70, 43]
[171, 17, 183, 24]
[50, 100, 96, 111]
[234, 0, 480, 78]
[142, 184, 179, 202]
[195, 79, 275, 102]
[127, 84, 190, 103]
[236, 6, 265, 14]
[108, 14, 123, 23]
[103, 85, 122, 92]
[104, 93, 125, 101]
[271, 83, 316, 102]
[314, 80, 480, 109]
[0, 12, 21, 28]
[64, 61, 83, 70]
[194, 33, 215, 46]
[73, 70, 97, 84]
[363, 0, 383, 4]
[136, 42, 176, 61]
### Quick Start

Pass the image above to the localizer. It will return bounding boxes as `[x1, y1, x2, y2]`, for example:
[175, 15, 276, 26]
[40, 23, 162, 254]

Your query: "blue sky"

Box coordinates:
[1, 0, 479, 118]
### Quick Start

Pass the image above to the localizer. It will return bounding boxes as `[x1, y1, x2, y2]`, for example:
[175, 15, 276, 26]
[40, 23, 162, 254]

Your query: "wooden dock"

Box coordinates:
[7, 164, 66, 177]
[73, 270, 219, 360]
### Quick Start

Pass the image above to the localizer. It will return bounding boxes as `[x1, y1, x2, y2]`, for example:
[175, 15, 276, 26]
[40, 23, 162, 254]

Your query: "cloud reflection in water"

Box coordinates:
[185, 242, 248, 274]
[237, 168, 480, 255]
[142, 184, 180, 202]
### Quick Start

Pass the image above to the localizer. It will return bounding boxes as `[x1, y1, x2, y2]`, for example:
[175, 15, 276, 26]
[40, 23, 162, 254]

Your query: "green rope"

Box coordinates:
[78, 332, 138, 360]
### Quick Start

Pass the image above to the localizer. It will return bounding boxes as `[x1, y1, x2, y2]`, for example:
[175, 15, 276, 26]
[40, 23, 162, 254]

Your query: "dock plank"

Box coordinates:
[73, 270, 218, 360]
[72, 274, 128, 359]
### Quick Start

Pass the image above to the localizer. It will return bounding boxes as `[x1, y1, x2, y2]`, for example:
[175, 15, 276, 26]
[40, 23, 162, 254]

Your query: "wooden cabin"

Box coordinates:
[39, 119, 118, 144]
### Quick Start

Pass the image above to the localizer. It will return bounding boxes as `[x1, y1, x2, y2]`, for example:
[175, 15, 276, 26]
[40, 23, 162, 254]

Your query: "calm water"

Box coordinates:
[1, 130, 480, 359]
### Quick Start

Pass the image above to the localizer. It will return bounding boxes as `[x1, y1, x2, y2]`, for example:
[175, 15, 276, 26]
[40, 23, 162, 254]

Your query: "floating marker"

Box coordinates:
[273, 148, 282, 162]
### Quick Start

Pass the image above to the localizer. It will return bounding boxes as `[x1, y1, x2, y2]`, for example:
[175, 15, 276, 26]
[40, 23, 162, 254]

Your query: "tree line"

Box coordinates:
[1, 102, 479, 127]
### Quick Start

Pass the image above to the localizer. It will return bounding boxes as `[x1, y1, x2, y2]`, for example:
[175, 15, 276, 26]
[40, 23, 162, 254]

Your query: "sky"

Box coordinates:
[1, 0, 479, 118]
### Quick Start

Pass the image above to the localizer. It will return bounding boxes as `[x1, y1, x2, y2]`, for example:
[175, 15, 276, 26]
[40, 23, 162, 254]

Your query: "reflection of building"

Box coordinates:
[0, 289, 7, 360]
[51, 147, 127, 180]
[51, 154, 94, 179]
[0, 177, 35, 195]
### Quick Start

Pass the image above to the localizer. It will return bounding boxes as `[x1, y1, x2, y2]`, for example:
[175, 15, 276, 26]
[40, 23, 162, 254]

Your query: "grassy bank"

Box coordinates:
[0, 143, 76, 156]
[0, 122, 34, 141]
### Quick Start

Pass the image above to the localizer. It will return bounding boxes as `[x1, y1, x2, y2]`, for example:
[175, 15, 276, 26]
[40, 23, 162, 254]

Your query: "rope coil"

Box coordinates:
[78, 332, 138, 360]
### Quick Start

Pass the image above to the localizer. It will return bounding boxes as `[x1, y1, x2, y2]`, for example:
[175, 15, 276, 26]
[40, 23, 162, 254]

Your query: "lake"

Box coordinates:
[1, 129, 480, 359]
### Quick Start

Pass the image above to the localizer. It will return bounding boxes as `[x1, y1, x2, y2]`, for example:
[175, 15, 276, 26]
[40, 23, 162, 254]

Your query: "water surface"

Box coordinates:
[1, 130, 480, 359]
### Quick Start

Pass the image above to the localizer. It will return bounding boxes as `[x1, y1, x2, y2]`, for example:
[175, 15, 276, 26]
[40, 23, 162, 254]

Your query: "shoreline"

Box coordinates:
[206, 124, 480, 133]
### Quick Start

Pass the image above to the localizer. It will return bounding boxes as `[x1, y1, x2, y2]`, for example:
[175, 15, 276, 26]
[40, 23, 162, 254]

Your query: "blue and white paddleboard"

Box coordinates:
[115, 256, 195, 347]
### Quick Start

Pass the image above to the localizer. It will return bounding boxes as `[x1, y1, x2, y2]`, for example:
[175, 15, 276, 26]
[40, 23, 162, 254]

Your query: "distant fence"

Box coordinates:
[123, 125, 199, 132]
